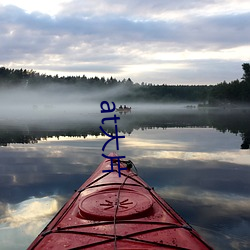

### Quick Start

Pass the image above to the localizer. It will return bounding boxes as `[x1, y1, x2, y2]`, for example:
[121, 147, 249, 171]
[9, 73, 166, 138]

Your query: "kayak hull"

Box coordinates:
[28, 153, 213, 249]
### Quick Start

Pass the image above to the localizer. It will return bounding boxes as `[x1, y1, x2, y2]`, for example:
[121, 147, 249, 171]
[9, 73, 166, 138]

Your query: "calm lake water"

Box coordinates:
[0, 104, 250, 249]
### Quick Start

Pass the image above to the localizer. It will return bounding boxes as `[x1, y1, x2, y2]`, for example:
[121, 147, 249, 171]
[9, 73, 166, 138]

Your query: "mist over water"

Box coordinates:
[0, 85, 98, 122]
[0, 84, 197, 124]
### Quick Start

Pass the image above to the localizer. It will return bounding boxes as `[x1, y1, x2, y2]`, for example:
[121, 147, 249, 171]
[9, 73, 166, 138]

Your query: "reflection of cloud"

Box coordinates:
[0, 202, 7, 218]
[154, 150, 250, 166]
[5, 142, 103, 177]
[121, 146, 250, 168]
[119, 128, 249, 166]
[0, 196, 62, 249]
[157, 186, 250, 216]
[121, 127, 243, 150]
[123, 139, 185, 150]
[0, 196, 59, 231]
[0, 196, 63, 250]
[157, 185, 250, 249]
[194, 223, 250, 250]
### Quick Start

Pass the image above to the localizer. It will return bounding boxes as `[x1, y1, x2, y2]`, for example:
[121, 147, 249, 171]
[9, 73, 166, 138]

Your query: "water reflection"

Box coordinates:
[0, 108, 250, 249]
[0, 196, 59, 228]
[0, 196, 62, 250]
[0, 107, 250, 149]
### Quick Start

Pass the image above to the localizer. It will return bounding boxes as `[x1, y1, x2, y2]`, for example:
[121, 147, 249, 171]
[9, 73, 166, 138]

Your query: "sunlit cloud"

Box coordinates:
[0, 0, 66, 16]
[153, 46, 250, 62]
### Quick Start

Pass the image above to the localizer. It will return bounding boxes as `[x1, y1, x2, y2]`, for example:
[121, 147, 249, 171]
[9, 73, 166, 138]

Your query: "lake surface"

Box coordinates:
[0, 104, 250, 249]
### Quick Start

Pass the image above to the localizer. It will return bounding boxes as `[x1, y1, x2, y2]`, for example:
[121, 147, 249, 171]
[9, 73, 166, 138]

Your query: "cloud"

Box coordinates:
[1, 6, 247, 51]
[0, 1, 250, 84]
[58, 0, 235, 19]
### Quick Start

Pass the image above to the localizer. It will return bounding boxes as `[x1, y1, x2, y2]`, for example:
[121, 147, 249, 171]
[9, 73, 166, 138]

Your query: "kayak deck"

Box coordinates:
[28, 153, 213, 249]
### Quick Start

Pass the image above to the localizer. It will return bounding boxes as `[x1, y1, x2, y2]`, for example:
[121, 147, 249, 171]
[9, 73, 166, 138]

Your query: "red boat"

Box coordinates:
[28, 152, 213, 249]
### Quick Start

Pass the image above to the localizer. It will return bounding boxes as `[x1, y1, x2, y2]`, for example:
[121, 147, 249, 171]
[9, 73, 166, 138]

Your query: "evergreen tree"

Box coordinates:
[242, 63, 250, 83]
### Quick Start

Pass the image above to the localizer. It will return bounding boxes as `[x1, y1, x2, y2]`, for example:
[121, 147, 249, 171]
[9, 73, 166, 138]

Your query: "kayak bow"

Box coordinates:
[28, 152, 213, 249]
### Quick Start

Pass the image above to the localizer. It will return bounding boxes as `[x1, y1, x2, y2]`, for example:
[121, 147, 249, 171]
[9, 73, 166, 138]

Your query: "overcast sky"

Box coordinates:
[0, 0, 250, 85]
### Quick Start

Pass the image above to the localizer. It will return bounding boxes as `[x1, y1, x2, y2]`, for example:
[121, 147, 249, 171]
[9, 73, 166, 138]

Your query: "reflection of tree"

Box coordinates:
[0, 131, 38, 146]
[0, 109, 250, 149]
[241, 133, 250, 149]
[202, 109, 250, 149]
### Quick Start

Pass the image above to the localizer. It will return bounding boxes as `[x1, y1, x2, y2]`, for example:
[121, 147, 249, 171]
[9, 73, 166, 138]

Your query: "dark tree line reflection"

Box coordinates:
[0, 109, 250, 149]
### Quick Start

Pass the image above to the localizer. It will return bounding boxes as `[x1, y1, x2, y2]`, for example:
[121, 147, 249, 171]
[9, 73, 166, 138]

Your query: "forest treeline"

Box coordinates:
[0, 63, 249, 104]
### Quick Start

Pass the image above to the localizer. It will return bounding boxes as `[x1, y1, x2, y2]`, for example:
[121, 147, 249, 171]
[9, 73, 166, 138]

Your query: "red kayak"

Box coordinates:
[28, 152, 213, 249]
